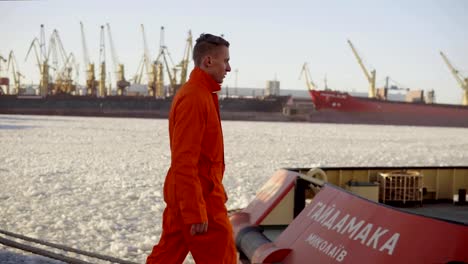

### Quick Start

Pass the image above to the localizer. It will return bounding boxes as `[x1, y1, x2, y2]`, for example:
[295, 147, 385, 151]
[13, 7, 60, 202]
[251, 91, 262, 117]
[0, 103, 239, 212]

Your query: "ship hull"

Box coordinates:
[0, 95, 291, 122]
[309, 90, 468, 127]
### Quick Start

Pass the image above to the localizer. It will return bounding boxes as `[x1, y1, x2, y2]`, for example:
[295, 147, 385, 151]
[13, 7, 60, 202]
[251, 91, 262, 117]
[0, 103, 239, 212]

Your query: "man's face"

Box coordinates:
[207, 46, 231, 84]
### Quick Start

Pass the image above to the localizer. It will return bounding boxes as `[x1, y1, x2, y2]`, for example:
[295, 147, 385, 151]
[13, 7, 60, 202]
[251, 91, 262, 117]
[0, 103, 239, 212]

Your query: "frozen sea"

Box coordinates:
[1, 114, 468, 263]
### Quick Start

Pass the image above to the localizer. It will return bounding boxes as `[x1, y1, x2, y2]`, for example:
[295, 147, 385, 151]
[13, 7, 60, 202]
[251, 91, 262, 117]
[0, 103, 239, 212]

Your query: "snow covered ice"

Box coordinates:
[1, 114, 468, 263]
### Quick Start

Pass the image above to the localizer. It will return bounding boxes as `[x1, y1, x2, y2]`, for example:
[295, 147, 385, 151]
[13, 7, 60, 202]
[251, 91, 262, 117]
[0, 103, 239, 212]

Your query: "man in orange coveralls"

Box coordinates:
[146, 33, 237, 264]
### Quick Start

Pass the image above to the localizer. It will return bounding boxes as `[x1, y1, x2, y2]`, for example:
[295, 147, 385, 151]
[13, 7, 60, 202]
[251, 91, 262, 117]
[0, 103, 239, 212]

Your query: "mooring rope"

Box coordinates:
[1, 211, 247, 263]
[0, 229, 138, 264]
[0, 236, 92, 264]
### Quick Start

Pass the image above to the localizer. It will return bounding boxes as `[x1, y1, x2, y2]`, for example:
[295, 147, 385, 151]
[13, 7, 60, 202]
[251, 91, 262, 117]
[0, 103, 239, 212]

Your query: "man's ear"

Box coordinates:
[202, 55, 212, 68]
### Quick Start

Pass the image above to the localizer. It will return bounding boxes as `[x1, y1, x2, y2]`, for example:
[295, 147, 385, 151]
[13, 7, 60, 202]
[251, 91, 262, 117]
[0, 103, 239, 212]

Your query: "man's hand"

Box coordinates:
[190, 222, 208, 236]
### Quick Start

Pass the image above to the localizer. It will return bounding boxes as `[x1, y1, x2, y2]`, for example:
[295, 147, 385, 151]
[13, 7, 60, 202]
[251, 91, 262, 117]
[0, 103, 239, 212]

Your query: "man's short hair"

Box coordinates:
[193, 33, 230, 66]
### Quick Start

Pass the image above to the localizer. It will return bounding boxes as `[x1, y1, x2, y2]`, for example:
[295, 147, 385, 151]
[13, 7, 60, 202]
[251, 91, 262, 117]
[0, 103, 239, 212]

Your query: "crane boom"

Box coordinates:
[140, 24, 158, 96]
[0, 54, 6, 74]
[7, 51, 22, 94]
[0, 53, 8, 95]
[156, 26, 177, 92]
[347, 39, 376, 98]
[45, 29, 76, 95]
[47, 30, 69, 81]
[98, 25, 106, 97]
[47, 33, 58, 76]
[134, 56, 145, 85]
[80, 22, 97, 96]
[106, 23, 119, 71]
[80, 22, 90, 66]
[299, 62, 317, 91]
[25, 38, 42, 71]
[99, 26, 106, 65]
[161, 51, 175, 88]
[55, 31, 68, 62]
[440, 51, 468, 106]
[47, 30, 68, 66]
[27, 25, 50, 96]
[39, 24, 47, 63]
[141, 24, 152, 71]
[0, 54, 6, 79]
[179, 30, 193, 85]
[106, 23, 129, 96]
[440, 51, 467, 89]
[26, 36, 49, 96]
[7, 53, 15, 95]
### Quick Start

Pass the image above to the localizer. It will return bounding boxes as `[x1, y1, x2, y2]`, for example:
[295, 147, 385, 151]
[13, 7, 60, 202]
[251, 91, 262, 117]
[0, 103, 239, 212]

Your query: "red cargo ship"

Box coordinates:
[308, 89, 468, 127]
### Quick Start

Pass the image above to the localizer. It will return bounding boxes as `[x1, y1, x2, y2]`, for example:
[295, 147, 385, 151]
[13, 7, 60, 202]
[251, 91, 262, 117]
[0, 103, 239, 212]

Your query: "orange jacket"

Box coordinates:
[163, 67, 226, 225]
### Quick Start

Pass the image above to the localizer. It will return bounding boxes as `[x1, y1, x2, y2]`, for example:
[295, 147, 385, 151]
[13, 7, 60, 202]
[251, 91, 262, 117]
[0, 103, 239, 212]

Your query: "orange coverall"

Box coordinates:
[146, 67, 237, 264]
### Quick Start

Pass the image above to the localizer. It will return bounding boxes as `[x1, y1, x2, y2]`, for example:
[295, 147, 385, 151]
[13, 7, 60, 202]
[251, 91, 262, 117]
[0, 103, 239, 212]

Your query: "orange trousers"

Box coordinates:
[146, 207, 237, 264]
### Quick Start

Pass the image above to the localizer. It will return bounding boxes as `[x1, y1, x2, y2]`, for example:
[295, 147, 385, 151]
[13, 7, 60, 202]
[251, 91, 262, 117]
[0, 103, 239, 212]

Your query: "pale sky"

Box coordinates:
[1, 0, 467, 104]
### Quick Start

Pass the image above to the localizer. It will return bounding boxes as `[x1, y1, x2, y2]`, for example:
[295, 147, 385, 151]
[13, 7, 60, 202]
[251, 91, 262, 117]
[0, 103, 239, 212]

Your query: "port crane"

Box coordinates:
[135, 26, 185, 97]
[55, 53, 78, 95]
[47, 30, 61, 81]
[0, 54, 6, 69]
[48, 30, 77, 95]
[25, 25, 50, 96]
[178, 30, 193, 86]
[106, 23, 130, 96]
[133, 56, 145, 85]
[80, 22, 98, 96]
[25, 38, 43, 76]
[347, 39, 376, 98]
[98, 25, 107, 97]
[299, 62, 317, 91]
[0, 54, 8, 95]
[156, 26, 177, 96]
[137, 24, 160, 97]
[7, 51, 24, 95]
[440, 51, 468, 106]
